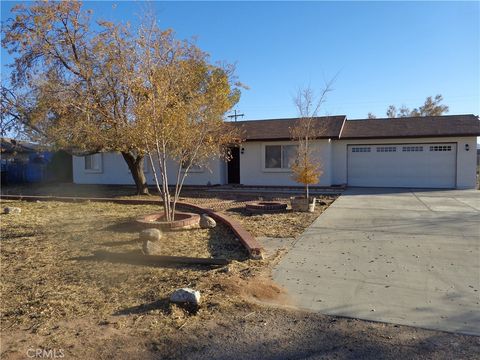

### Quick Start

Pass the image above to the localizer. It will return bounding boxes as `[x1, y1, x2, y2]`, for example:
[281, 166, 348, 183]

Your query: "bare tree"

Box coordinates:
[290, 80, 334, 203]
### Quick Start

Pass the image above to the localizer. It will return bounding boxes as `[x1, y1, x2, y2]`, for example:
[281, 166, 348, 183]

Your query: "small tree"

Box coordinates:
[290, 82, 333, 201]
[134, 23, 242, 221]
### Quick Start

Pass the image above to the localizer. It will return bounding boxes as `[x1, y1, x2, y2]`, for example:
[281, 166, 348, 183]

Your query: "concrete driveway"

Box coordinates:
[272, 188, 480, 335]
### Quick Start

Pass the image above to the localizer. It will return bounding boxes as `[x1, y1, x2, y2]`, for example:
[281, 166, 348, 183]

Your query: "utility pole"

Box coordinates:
[227, 109, 244, 122]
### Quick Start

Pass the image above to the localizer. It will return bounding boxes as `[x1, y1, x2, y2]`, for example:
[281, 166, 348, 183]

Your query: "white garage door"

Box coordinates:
[347, 143, 456, 188]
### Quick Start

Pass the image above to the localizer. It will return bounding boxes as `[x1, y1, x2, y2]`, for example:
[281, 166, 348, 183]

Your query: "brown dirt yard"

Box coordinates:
[1, 185, 479, 359]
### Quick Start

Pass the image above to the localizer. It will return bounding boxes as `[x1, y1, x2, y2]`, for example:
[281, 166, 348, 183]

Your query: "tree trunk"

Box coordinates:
[121, 152, 149, 195]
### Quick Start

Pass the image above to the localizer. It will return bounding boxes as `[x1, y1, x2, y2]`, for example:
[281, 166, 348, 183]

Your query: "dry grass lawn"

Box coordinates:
[0, 199, 269, 359]
[2, 183, 338, 239]
[2, 186, 478, 359]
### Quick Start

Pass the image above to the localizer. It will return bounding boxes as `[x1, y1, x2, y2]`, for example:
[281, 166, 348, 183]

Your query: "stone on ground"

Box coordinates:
[142, 240, 162, 255]
[170, 288, 201, 306]
[3, 207, 21, 214]
[139, 228, 162, 241]
[199, 214, 216, 229]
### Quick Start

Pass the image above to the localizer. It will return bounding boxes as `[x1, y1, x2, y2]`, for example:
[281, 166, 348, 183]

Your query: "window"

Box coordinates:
[403, 146, 423, 152]
[265, 145, 297, 169]
[351, 147, 371, 153]
[282, 145, 297, 168]
[429, 145, 452, 152]
[84, 154, 102, 172]
[376, 146, 396, 152]
[181, 159, 203, 172]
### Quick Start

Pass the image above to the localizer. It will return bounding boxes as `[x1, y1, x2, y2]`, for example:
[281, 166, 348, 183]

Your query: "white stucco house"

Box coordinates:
[73, 114, 480, 189]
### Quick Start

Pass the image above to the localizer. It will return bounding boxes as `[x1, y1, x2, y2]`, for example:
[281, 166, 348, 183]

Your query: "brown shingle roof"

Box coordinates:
[233, 116, 347, 141]
[230, 114, 479, 141]
[339, 114, 480, 139]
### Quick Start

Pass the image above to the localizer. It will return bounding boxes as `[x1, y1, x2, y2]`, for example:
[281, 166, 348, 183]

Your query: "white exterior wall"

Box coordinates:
[239, 139, 332, 186]
[73, 152, 224, 186]
[72, 136, 477, 189]
[331, 136, 477, 189]
[455, 137, 477, 188]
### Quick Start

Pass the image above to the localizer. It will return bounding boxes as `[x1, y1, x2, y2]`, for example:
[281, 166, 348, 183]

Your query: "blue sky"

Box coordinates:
[1, 1, 479, 121]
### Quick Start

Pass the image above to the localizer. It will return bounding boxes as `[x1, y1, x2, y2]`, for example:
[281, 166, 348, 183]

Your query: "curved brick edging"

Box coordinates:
[245, 201, 288, 213]
[0, 194, 264, 259]
[136, 212, 200, 230]
[176, 202, 263, 259]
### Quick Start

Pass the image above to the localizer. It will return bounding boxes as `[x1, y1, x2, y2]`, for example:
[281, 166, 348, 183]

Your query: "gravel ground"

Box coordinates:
[158, 305, 480, 360]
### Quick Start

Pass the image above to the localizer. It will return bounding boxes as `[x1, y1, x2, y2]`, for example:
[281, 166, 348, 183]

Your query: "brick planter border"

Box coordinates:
[136, 212, 200, 230]
[245, 201, 288, 213]
[1, 194, 263, 259]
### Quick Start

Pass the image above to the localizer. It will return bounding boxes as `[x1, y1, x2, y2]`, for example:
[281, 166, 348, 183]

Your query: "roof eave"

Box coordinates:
[244, 136, 338, 142]
[338, 133, 480, 140]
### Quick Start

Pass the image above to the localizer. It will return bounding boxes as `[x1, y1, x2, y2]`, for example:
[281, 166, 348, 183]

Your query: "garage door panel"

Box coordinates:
[347, 143, 456, 188]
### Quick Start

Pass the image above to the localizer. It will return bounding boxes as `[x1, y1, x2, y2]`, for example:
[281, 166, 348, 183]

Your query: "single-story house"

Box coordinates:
[72, 114, 480, 189]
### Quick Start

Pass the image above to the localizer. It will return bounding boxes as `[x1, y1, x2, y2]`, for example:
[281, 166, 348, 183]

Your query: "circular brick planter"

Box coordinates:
[136, 212, 200, 231]
[245, 201, 288, 214]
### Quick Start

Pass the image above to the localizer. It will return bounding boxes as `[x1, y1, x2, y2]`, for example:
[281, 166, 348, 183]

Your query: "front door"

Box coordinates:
[227, 147, 240, 184]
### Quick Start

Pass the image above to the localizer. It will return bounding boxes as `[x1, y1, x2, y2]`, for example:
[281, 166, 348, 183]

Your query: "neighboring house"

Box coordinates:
[1, 138, 72, 185]
[72, 114, 480, 189]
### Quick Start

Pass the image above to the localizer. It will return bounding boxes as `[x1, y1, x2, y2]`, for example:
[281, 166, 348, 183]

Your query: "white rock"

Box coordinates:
[139, 228, 162, 242]
[142, 240, 162, 255]
[4, 207, 21, 214]
[199, 214, 216, 229]
[170, 288, 201, 306]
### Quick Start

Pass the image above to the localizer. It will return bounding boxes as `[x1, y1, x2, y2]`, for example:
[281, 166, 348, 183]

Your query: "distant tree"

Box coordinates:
[410, 95, 449, 117]
[385, 105, 397, 118]
[369, 94, 449, 119]
[367, 112, 377, 119]
[385, 104, 411, 118]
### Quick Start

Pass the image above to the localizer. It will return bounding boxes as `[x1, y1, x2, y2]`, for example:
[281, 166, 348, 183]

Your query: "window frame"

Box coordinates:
[262, 143, 298, 172]
[84, 153, 103, 173]
[429, 145, 452, 152]
[402, 146, 424, 152]
[376, 146, 397, 153]
[351, 147, 371, 153]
